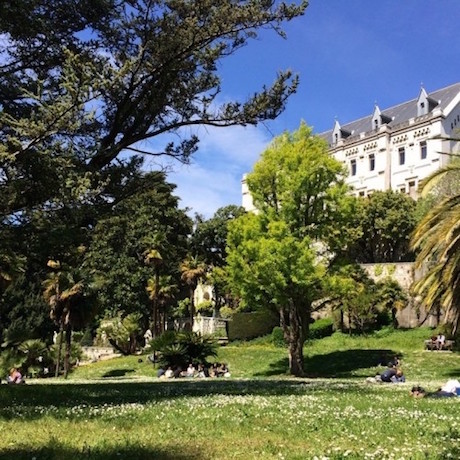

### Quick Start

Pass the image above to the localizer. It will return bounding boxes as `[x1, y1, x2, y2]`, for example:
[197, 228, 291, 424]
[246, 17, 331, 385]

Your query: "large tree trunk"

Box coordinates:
[281, 301, 308, 377]
[288, 337, 305, 377]
[151, 270, 160, 338]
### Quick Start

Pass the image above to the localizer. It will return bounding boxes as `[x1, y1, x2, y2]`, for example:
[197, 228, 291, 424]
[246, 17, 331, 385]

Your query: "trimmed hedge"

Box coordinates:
[228, 311, 279, 341]
[308, 318, 334, 340]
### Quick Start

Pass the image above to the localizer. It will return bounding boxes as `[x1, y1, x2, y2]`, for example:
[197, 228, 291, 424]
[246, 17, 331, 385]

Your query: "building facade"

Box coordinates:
[242, 82, 460, 209]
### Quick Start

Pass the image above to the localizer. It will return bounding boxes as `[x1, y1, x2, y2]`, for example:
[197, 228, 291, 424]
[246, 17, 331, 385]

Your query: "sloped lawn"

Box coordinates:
[1, 327, 458, 459]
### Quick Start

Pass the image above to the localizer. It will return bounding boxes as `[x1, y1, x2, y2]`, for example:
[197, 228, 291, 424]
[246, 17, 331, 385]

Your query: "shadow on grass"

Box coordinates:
[0, 377, 379, 422]
[255, 348, 400, 378]
[0, 441, 204, 460]
[444, 368, 460, 378]
[101, 369, 135, 378]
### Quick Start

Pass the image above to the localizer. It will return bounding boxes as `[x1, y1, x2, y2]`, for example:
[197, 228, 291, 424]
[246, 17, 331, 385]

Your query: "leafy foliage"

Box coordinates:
[271, 326, 286, 347]
[98, 313, 143, 355]
[411, 157, 460, 334]
[345, 190, 417, 263]
[227, 123, 354, 376]
[308, 318, 334, 340]
[148, 331, 217, 368]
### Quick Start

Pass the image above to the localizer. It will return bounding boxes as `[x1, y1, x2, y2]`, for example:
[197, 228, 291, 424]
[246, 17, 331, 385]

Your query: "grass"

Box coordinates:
[1, 327, 459, 459]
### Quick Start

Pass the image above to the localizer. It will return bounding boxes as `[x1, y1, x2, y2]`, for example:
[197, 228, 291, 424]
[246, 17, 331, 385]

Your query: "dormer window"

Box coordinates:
[332, 120, 351, 144]
[417, 87, 439, 116]
[372, 105, 391, 131]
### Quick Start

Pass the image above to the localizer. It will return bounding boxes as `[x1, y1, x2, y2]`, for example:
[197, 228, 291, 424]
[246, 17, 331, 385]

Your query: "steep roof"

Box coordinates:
[319, 82, 460, 146]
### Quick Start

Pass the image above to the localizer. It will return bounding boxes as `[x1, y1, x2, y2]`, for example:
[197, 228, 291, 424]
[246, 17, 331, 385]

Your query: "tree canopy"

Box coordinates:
[227, 123, 354, 376]
[1, 0, 307, 219]
[345, 190, 418, 263]
[1, 1, 308, 349]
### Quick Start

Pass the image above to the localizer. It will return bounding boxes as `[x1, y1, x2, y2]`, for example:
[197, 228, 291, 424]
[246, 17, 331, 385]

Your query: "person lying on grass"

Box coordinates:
[410, 380, 460, 398]
[366, 367, 405, 384]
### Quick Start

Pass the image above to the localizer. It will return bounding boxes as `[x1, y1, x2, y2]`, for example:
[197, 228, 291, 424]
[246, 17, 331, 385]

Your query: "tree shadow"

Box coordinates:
[0, 441, 204, 460]
[0, 378, 379, 422]
[254, 349, 401, 378]
[443, 368, 460, 378]
[101, 369, 135, 378]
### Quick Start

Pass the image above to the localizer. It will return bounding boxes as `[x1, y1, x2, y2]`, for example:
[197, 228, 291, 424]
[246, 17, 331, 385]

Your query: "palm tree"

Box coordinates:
[0, 251, 25, 292]
[144, 249, 163, 337]
[411, 158, 460, 334]
[146, 275, 178, 336]
[43, 261, 94, 377]
[180, 256, 206, 328]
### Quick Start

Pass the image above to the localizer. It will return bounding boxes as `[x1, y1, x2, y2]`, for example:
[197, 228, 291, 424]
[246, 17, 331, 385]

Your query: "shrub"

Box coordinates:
[97, 312, 142, 355]
[228, 311, 279, 341]
[271, 326, 286, 347]
[148, 331, 218, 368]
[195, 300, 214, 316]
[219, 306, 235, 319]
[308, 318, 334, 340]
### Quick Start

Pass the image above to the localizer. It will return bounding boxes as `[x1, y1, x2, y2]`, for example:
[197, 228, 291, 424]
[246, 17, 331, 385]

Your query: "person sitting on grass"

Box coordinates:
[186, 363, 196, 378]
[390, 368, 405, 383]
[163, 366, 174, 379]
[7, 367, 24, 384]
[196, 363, 209, 378]
[379, 366, 397, 382]
[219, 362, 231, 378]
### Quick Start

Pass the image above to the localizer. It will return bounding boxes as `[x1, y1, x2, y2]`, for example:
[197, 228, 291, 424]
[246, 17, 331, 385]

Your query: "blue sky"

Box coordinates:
[147, 0, 460, 218]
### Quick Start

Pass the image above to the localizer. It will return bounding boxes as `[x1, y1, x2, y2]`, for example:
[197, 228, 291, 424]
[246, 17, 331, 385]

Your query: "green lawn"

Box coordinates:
[1, 327, 459, 459]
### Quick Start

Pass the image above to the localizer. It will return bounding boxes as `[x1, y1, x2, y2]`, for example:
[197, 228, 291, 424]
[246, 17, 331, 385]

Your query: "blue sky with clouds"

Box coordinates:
[147, 0, 460, 218]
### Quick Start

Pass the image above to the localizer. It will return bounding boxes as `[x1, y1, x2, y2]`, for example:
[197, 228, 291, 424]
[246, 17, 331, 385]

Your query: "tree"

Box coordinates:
[227, 123, 354, 376]
[375, 278, 407, 328]
[98, 312, 143, 355]
[43, 260, 96, 377]
[411, 157, 460, 334]
[191, 205, 246, 267]
[1, 0, 307, 220]
[345, 190, 417, 263]
[146, 274, 178, 336]
[191, 205, 246, 314]
[84, 172, 191, 321]
[180, 256, 206, 328]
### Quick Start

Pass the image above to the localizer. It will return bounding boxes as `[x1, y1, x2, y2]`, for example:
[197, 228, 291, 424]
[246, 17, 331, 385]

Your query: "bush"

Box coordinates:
[228, 311, 279, 341]
[148, 331, 218, 368]
[195, 300, 214, 316]
[271, 326, 286, 347]
[219, 306, 235, 319]
[308, 318, 334, 340]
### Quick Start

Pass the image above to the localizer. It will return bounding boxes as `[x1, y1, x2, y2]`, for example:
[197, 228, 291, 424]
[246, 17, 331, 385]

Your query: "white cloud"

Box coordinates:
[145, 124, 272, 218]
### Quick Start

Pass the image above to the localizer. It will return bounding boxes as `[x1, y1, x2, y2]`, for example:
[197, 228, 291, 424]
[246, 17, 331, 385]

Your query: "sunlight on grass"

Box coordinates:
[1, 327, 459, 459]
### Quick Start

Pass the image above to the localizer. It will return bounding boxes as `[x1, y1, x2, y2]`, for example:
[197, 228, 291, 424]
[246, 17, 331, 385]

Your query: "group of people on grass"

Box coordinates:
[157, 362, 231, 379]
[366, 354, 460, 399]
